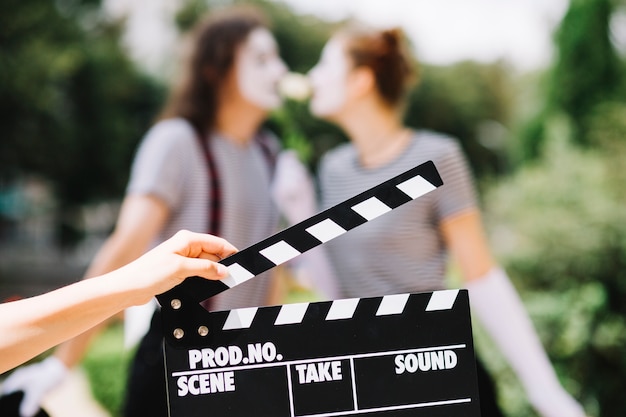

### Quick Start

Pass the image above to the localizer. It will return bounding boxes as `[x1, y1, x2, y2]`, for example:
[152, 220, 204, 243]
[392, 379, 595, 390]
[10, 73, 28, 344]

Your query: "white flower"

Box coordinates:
[279, 72, 312, 102]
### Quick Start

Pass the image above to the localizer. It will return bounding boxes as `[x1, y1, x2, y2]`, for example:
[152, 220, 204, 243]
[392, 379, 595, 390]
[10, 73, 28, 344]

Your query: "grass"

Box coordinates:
[83, 323, 134, 417]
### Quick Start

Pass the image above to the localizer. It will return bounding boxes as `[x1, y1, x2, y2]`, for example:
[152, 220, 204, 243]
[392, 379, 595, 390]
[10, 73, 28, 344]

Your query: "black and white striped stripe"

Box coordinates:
[222, 289, 459, 331]
[156, 160, 442, 309]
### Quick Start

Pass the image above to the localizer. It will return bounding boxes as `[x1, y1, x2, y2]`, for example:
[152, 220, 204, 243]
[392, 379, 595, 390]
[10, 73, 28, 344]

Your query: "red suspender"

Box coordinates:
[197, 136, 222, 237]
[197, 132, 275, 311]
[197, 131, 276, 237]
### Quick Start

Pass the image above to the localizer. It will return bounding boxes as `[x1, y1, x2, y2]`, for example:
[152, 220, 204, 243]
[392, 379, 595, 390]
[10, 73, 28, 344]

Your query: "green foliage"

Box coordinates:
[83, 323, 134, 417]
[586, 100, 626, 151]
[519, 0, 624, 158]
[548, 0, 622, 143]
[495, 10, 626, 412]
[406, 60, 514, 178]
[266, 99, 347, 171]
[174, 0, 210, 32]
[483, 115, 626, 416]
[255, 0, 338, 74]
[0, 0, 164, 244]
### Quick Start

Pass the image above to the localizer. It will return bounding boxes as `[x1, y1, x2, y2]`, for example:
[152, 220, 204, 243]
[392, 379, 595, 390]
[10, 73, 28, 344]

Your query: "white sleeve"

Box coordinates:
[466, 268, 585, 417]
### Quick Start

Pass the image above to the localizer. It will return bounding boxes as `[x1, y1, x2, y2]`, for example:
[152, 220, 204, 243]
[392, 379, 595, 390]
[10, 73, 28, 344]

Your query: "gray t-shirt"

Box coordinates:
[127, 118, 280, 310]
[318, 131, 477, 297]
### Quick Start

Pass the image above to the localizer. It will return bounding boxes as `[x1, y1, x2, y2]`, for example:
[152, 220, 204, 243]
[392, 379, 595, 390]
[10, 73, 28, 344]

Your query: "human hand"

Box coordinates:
[1, 356, 67, 417]
[115, 230, 238, 304]
[271, 150, 317, 224]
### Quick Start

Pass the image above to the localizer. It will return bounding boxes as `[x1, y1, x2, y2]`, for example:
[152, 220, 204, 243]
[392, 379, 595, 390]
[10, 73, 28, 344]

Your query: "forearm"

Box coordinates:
[0, 272, 141, 374]
[0, 228, 235, 417]
[53, 253, 143, 367]
[55, 227, 153, 366]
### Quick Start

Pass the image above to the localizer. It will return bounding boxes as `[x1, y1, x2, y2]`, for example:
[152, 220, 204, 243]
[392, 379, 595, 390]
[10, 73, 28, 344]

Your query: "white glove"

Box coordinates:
[271, 150, 317, 225]
[466, 268, 586, 417]
[1, 356, 68, 417]
[529, 384, 588, 417]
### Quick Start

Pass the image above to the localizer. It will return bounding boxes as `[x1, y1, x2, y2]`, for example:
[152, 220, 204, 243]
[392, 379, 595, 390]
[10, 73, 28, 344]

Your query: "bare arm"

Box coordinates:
[55, 194, 170, 367]
[440, 208, 495, 282]
[0, 230, 237, 374]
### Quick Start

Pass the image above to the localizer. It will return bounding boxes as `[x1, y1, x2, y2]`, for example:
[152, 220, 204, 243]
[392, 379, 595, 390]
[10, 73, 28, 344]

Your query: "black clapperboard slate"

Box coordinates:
[157, 161, 481, 417]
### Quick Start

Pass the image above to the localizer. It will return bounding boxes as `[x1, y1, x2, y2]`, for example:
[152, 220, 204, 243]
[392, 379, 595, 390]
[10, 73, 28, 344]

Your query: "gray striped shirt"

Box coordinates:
[127, 118, 279, 310]
[318, 131, 477, 297]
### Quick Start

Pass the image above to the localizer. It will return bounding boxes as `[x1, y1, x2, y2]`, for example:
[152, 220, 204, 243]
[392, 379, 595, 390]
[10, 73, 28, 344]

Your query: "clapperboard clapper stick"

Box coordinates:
[156, 160, 443, 344]
[155, 160, 482, 417]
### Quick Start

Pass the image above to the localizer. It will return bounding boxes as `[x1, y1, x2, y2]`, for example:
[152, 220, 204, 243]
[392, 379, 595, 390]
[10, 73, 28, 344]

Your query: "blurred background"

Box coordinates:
[1, 0, 626, 416]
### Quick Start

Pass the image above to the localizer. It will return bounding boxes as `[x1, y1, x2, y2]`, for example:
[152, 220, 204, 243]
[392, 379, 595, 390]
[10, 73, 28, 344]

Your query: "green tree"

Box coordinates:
[519, 0, 624, 159]
[550, 0, 623, 144]
[405, 60, 514, 178]
[0, 0, 164, 245]
[484, 115, 626, 415]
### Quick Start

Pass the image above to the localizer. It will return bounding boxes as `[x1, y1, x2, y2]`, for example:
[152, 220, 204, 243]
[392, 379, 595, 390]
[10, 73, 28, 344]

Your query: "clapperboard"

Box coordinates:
[157, 160, 481, 417]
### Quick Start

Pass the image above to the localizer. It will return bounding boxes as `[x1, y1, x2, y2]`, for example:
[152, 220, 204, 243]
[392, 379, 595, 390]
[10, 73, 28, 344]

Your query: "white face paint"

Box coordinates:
[236, 28, 287, 110]
[308, 38, 351, 118]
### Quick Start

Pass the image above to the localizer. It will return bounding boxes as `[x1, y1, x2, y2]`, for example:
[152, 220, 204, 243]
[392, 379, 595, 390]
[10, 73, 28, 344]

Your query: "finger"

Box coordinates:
[170, 231, 238, 259]
[187, 232, 238, 258]
[197, 252, 224, 262]
[2, 368, 27, 393]
[20, 395, 39, 417]
[202, 238, 238, 259]
[181, 258, 229, 280]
